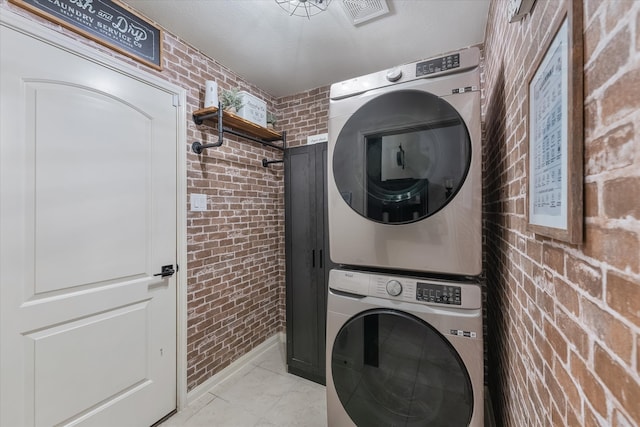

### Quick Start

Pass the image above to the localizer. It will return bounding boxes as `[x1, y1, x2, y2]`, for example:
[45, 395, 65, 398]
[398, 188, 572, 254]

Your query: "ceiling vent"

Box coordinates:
[341, 0, 390, 25]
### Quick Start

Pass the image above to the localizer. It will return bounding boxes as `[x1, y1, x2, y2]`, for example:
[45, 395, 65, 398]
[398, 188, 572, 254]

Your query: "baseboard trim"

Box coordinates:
[186, 332, 286, 406]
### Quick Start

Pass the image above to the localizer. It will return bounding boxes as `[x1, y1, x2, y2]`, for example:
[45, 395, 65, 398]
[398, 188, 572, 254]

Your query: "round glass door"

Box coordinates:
[333, 90, 471, 224]
[331, 309, 473, 427]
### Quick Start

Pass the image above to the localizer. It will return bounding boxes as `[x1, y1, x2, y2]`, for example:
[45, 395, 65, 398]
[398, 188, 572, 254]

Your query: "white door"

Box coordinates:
[1, 21, 177, 427]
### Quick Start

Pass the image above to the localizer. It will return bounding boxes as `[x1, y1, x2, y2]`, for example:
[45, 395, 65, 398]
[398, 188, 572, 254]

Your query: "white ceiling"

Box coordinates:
[124, 0, 491, 97]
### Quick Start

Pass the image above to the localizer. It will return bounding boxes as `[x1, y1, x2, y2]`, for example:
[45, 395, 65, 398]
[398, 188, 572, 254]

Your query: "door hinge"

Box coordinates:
[172, 94, 180, 107]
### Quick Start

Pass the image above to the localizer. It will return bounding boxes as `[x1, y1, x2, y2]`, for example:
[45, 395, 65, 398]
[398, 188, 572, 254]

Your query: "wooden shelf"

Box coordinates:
[193, 106, 283, 142]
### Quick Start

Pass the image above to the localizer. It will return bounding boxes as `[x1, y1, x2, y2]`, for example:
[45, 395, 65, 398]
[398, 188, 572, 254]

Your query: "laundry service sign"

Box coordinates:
[9, 0, 163, 70]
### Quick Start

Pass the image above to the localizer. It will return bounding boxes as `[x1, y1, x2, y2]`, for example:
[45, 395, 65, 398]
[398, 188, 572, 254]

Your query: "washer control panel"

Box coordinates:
[416, 282, 462, 305]
[386, 279, 403, 296]
[328, 269, 481, 309]
[416, 53, 460, 77]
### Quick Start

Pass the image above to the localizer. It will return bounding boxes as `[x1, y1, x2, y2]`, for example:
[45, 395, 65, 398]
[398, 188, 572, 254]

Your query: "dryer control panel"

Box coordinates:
[330, 46, 480, 100]
[415, 53, 460, 77]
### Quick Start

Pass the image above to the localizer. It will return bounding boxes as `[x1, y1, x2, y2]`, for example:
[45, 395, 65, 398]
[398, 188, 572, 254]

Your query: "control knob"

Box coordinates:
[386, 279, 403, 297]
[386, 68, 403, 82]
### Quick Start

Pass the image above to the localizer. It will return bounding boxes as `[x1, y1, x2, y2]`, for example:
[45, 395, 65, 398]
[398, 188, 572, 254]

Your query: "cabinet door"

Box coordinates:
[315, 142, 336, 383]
[285, 145, 320, 378]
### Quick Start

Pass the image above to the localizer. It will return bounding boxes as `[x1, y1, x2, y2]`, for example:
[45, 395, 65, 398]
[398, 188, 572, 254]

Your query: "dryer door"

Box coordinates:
[331, 308, 473, 426]
[332, 89, 471, 224]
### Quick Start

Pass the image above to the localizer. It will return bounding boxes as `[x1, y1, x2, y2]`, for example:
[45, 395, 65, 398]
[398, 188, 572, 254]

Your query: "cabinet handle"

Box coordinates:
[319, 250, 323, 268]
[312, 250, 315, 268]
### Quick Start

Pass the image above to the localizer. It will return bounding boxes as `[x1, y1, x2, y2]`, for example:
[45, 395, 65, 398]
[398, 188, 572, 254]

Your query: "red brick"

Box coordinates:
[603, 177, 640, 220]
[566, 405, 580, 427]
[605, 1, 635, 33]
[553, 360, 581, 414]
[585, 27, 630, 94]
[594, 344, 640, 422]
[606, 271, 640, 327]
[536, 283, 555, 318]
[566, 255, 602, 299]
[602, 68, 640, 124]
[527, 239, 543, 264]
[584, 0, 602, 22]
[584, 16, 601, 64]
[582, 298, 633, 362]
[550, 402, 564, 426]
[570, 352, 608, 417]
[545, 364, 567, 419]
[554, 277, 579, 316]
[583, 403, 602, 427]
[544, 318, 568, 363]
[543, 244, 565, 274]
[583, 225, 640, 273]
[556, 309, 590, 359]
[585, 123, 634, 176]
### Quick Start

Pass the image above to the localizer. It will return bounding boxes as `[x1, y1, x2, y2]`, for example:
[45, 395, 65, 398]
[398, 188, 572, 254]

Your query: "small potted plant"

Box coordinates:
[266, 112, 277, 129]
[220, 87, 243, 113]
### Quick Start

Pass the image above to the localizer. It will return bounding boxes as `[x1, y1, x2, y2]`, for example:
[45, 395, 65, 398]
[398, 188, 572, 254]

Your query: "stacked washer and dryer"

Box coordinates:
[325, 47, 484, 426]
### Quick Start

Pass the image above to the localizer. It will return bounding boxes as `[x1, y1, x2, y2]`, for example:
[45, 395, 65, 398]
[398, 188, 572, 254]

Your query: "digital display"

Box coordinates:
[416, 282, 461, 305]
[416, 53, 460, 77]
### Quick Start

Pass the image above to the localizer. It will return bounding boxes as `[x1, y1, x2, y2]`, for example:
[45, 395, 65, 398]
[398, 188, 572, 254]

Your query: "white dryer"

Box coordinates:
[328, 47, 482, 276]
[326, 269, 484, 426]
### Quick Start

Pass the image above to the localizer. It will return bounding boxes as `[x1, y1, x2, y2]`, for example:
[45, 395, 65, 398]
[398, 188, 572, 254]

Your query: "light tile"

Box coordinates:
[163, 340, 328, 427]
[262, 378, 327, 427]
[251, 341, 287, 375]
[210, 366, 300, 418]
[181, 397, 262, 427]
[159, 392, 216, 426]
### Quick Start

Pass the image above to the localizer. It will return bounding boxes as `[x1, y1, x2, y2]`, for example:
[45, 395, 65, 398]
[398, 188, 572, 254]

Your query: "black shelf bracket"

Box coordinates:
[262, 131, 286, 168]
[192, 103, 286, 165]
[192, 102, 225, 154]
[262, 158, 284, 168]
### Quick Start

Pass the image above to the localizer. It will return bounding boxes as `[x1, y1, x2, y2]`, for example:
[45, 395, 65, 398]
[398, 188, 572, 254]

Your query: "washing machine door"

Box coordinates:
[332, 90, 471, 224]
[331, 308, 473, 426]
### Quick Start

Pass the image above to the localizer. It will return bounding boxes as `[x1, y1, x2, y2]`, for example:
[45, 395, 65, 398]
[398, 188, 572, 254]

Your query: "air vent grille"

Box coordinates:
[341, 0, 390, 25]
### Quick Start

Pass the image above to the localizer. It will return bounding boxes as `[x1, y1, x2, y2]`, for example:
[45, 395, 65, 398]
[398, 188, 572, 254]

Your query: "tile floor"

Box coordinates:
[161, 342, 327, 427]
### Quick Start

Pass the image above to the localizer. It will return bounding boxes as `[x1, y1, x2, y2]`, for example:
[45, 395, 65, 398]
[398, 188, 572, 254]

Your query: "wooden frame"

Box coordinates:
[8, 0, 162, 70]
[526, 0, 583, 244]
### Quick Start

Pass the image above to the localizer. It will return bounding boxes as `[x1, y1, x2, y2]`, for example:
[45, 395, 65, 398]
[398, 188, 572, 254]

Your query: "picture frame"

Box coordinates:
[8, 0, 163, 70]
[526, 0, 583, 244]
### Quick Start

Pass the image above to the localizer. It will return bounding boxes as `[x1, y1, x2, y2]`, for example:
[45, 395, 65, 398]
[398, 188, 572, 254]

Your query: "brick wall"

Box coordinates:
[483, 0, 640, 425]
[0, 0, 287, 392]
[277, 86, 330, 148]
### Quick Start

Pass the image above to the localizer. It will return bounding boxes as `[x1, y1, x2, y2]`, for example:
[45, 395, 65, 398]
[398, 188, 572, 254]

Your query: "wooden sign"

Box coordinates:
[9, 0, 163, 70]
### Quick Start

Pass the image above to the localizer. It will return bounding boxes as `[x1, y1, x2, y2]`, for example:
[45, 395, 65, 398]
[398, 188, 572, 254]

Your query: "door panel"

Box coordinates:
[31, 82, 149, 293]
[1, 22, 177, 427]
[285, 146, 318, 370]
[30, 303, 148, 426]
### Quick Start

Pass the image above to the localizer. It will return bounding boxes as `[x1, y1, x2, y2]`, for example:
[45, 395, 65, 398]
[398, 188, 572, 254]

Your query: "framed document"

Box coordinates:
[526, 0, 583, 244]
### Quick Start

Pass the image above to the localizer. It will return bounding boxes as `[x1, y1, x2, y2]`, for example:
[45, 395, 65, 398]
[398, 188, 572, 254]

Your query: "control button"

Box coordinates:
[386, 279, 403, 297]
[386, 68, 403, 82]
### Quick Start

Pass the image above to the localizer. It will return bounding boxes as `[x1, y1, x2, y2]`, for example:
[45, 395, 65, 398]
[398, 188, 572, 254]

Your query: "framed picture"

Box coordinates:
[8, 0, 163, 70]
[526, 0, 583, 244]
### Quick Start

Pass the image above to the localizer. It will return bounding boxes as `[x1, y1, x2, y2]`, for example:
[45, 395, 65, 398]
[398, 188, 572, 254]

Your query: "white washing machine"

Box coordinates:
[326, 269, 484, 427]
[328, 47, 482, 276]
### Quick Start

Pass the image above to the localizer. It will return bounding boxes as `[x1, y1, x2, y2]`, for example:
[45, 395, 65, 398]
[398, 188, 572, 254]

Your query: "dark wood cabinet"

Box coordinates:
[285, 142, 335, 385]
